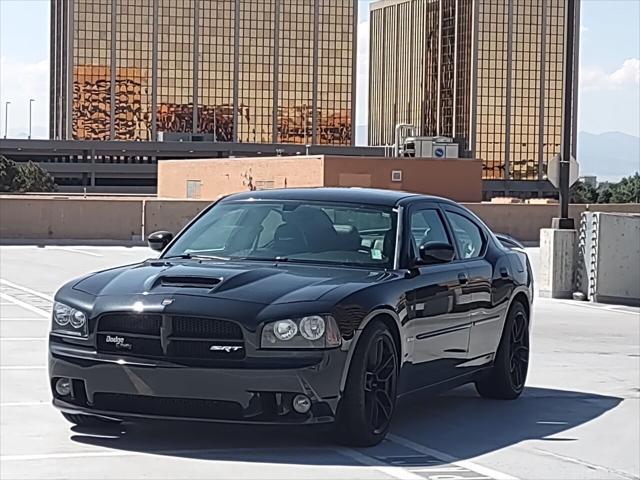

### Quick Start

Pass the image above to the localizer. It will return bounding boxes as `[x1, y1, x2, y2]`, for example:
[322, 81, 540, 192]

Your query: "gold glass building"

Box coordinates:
[50, 0, 356, 145]
[368, 0, 579, 182]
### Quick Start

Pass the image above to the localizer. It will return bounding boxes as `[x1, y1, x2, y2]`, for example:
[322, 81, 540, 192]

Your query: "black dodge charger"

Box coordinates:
[49, 188, 533, 446]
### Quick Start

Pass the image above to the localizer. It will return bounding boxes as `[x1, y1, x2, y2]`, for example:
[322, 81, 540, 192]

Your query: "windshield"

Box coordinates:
[164, 200, 398, 268]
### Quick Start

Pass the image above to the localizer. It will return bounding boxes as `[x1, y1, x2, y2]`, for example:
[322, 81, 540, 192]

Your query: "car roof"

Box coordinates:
[221, 187, 454, 207]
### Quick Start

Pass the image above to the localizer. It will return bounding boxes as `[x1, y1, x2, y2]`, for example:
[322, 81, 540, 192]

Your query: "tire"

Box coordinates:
[62, 412, 120, 427]
[475, 301, 529, 400]
[336, 321, 399, 447]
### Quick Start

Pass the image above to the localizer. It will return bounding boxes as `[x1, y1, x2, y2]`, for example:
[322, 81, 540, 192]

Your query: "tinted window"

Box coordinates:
[445, 211, 485, 259]
[409, 209, 450, 255]
[164, 201, 398, 268]
[256, 209, 284, 248]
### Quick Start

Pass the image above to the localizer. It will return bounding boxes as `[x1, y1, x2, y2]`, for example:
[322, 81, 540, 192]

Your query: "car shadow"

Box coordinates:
[70, 385, 622, 467]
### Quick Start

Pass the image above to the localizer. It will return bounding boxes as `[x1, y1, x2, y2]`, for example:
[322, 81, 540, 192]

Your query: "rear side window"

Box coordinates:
[445, 211, 485, 259]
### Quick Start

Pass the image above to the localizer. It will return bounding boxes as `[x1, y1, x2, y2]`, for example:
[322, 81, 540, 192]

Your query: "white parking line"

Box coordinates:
[0, 337, 47, 341]
[533, 448, 638, 480]
[0, 450, 163, 462]
[0, 447, 356, 464]
[388, 434, 518, 480]
[1, 318, 50, 322]
[0, 293, 50, 318]
[411, 466, 477, 472]
[49, 247, 104, 257]
[0, 245, 148, 252]
[338, 448, 424, 480]
[0, 279, 54, 301]
[0, 366, 47, 370]
[545, 299, 639, 317]
[1, 401, 50, 407]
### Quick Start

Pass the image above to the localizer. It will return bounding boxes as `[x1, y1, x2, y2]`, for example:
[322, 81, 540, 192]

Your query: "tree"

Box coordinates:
[570, 181, 598, 203]
[596, 185, 613, 204]
[609, 173, 640, 204]
[0, 155, 21, 192]
[0, 155, 56, 193]
[18, 161, 56, 192]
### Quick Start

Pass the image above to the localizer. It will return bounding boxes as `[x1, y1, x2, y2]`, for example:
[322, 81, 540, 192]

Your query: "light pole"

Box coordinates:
[3, 101, 9, 139]
[553, 0, 577, 229]
[28, 98, 35, 139]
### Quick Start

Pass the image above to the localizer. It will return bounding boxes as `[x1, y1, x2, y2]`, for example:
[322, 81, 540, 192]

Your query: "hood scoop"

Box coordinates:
[157, 276, 222, 290]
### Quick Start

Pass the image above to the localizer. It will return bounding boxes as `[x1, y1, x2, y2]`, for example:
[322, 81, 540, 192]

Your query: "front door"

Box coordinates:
[443, 207, 507, 362]
[401, 205, 470, 393]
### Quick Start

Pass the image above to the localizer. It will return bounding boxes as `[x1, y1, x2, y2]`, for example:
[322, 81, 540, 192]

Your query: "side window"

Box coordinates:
[445, 211, 485, 259]
[409, 209, 450, 255]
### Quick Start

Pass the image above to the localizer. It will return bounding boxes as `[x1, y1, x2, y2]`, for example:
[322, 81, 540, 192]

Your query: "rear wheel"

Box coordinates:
[475, 301, 529, 399]
[336, 321, 399, 447]
[61, 412, 121, 427]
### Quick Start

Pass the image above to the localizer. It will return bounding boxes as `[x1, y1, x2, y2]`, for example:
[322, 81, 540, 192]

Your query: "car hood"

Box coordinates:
[72, 259, 394, 305]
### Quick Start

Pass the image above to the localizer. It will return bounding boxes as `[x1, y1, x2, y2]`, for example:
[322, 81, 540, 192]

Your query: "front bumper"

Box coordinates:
[49, 341, 348, 425]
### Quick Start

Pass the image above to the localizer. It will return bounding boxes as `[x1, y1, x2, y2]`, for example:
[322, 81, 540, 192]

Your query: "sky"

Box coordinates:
[1, 0, 639, 143]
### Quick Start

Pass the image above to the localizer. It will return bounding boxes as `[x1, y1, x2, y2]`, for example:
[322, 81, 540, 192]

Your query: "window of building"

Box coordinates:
[186, 180, 202, 199]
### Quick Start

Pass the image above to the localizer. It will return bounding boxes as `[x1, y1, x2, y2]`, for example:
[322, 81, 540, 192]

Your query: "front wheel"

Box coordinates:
[336, 321, 399, 447]
[475, 301, 529, 400]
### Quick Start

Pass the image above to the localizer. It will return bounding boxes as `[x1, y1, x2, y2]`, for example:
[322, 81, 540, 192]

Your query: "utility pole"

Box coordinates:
[553, 0, 577, 229]
[28, 98, 35, 140]
[3, 101, 9, 139]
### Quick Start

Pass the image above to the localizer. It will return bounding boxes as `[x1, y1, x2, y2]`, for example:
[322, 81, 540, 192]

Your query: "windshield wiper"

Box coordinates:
[163, 253, 230, 261]
[234, 256, 289, 262]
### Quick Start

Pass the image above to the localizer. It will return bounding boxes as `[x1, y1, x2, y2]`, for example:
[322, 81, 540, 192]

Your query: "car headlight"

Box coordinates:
[299, 315, 325, 340]
[261, 315, 341, 349]
[52, 302, 88, 337]
[273, 319, 298, 341]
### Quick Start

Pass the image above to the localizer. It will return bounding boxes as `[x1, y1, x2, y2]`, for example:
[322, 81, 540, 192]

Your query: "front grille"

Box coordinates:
[96, 314, 245, 363]
[172, 316, 242, 339]
[98, 314, 161, 335]
[92, 393, 243, 420]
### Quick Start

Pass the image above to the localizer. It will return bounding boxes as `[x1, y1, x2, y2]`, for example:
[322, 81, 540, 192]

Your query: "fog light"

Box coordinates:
[55, 377, 72, 397]
[292, 394, 311, 414]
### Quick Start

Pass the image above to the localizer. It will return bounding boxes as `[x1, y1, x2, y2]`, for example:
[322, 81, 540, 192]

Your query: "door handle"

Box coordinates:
[458, 272, 469, 285]
[500, 267, 509, 278]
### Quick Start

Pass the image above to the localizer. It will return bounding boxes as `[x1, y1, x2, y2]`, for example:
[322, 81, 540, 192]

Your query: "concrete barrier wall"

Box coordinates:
[590, 213, 640, 304]
[1, 195, 639, 243]
[0, 196, 143, 240]
[143, 199, 212, 237]
[466, 203, 640, 241]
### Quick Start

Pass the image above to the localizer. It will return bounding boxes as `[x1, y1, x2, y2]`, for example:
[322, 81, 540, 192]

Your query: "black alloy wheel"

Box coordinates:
[364, 334, 398, 435]
[508, 308, 529, 391]
[475, 301, 529, 400]
[337, 321, 399, 447]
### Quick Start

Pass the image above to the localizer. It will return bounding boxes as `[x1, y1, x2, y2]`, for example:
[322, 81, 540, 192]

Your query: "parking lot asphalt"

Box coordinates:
[0, 245, 638, 480]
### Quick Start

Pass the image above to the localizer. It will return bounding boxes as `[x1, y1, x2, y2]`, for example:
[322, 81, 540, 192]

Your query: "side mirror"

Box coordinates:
[147, 231, 174, 252]
[418, 242, 455, 265]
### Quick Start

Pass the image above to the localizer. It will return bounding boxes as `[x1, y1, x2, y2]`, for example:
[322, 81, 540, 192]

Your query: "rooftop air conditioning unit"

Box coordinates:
[400, 136, 459, 159]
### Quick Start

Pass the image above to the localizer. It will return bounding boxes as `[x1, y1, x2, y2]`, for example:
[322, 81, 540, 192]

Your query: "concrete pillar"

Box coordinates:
[539, 228, 577, 299]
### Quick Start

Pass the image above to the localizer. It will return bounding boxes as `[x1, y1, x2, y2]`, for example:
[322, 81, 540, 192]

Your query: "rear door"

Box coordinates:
[401, 203, 471, 391]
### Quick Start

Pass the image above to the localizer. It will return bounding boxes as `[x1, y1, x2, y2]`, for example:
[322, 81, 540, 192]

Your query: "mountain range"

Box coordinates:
[577, 131, 639, 182]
